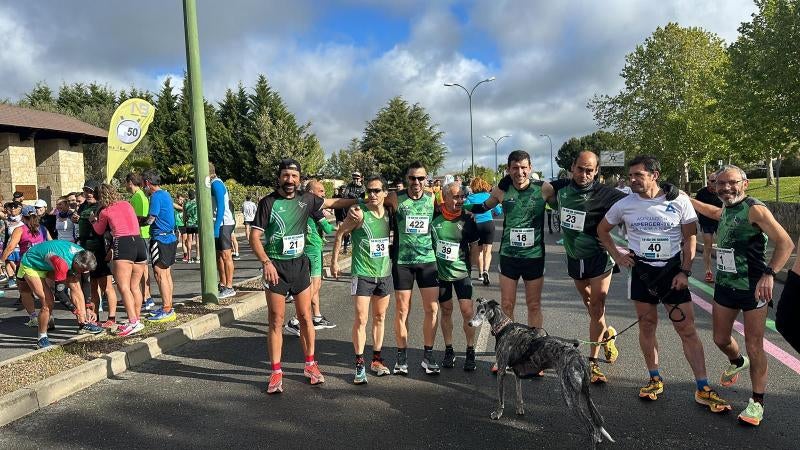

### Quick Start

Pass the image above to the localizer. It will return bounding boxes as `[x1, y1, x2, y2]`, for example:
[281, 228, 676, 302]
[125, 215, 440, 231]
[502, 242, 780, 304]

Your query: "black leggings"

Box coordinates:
[776, 270, 800, 353]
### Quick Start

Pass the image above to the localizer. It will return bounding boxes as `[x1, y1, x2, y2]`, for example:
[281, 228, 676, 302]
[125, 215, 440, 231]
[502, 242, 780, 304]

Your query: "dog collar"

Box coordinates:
[491, 316, 513, 336]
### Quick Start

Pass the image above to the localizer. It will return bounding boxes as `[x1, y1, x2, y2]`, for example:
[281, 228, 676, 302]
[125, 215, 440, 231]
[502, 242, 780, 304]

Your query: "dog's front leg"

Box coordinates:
[514, 374, 524, 416]
[491, 369, 505, 420]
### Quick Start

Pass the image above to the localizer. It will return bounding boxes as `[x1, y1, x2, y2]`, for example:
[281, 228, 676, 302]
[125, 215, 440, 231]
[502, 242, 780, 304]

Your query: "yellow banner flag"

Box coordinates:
[106, 98, 156, 182]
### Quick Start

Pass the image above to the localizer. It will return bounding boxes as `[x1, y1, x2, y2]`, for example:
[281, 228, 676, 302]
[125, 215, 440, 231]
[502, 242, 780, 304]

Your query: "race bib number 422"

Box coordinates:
[405, 215, 429, 234]
[509, 228, 535, 247]
[282, 234, 304, 256]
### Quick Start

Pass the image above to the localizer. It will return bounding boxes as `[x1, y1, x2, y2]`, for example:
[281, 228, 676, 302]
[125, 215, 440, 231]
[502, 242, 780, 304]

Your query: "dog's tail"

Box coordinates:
[561, 351, 614, 447]
[581, 360, 615, 445]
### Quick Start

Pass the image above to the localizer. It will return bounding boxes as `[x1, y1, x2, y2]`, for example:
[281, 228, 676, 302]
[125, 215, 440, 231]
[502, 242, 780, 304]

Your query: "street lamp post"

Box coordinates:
[444, 77, 495, 178]
[540, 134, 554, 179]
[483, 134, 511, 183]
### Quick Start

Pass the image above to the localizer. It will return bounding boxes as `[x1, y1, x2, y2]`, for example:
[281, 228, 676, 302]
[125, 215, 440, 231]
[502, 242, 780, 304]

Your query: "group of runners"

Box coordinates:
[248, 150, 797, 429]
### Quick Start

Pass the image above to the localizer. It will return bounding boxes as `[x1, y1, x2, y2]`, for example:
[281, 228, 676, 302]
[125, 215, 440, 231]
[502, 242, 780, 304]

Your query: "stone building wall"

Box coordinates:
[35, 138, 85, 199]
[0, 132, 37, 203]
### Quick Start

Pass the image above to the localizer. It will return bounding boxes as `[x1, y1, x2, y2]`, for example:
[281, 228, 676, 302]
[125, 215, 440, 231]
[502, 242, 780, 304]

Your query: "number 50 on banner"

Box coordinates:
[106, 98, 156, 182]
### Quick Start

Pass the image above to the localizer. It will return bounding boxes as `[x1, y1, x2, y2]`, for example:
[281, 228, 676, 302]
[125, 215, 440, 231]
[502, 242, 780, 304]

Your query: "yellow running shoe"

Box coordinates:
[589, 361, 607, 384]
[695, 386, 733, 413]
[721, 355, 750, 387]
[603, 326, 619, 364]
[737, 398, 763, 426]
[639, 376, 663, 400]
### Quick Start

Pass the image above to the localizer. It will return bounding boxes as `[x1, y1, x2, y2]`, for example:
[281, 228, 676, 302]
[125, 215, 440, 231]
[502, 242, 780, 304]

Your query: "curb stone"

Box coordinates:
[0, 291, 266, 427]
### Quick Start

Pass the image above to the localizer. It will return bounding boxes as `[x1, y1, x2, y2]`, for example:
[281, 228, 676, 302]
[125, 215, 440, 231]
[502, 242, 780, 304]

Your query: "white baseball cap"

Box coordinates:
[33, 199, 47, 208]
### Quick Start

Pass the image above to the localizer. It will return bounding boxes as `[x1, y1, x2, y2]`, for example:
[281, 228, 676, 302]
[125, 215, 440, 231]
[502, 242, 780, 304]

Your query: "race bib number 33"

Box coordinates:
[509, 228, 535, 247]
[405, 215, 429, 234]
[369, 238, 389, 258]
[282, 234, 304, 256]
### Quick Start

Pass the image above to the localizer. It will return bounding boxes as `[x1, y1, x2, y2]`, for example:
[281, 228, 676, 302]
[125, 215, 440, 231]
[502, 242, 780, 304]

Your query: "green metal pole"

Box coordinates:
[183, 0, 218, 304]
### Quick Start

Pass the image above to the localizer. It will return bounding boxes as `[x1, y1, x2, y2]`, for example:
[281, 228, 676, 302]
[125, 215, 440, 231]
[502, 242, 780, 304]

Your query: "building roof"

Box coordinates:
[0, 103, 107, 144]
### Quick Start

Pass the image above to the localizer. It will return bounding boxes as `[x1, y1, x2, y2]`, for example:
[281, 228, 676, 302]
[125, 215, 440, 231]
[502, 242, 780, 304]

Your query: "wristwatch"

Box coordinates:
[764, 266, 776, 276]
[680, 269, 692, 277]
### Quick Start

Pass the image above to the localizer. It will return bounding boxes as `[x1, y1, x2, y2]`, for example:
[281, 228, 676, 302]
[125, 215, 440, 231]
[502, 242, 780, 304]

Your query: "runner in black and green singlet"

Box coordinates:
[249, 158, 357, 394]
[301, 180, 336, 331]
[689, 165, 794, 426]
[333, 175, 393, 384]
[430, 182, 479, 371]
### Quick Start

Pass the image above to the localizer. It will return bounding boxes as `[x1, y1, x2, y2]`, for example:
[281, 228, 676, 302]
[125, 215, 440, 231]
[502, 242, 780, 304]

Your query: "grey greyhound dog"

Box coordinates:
[469, 298, 614, 448]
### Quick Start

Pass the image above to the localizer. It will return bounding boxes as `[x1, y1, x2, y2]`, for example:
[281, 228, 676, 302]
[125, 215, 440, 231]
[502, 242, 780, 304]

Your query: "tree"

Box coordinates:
[459, 165, 494, 182]
[322, 138, 377, 179]
[556, 131, 627, 178]
[590, 23, 730, 187]
[360, 96, 447, 183]
[724, 0, 800, 185]
[168, 163, 195, 183]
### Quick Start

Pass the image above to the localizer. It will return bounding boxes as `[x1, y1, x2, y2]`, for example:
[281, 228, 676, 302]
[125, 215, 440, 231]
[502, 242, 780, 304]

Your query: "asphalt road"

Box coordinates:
[1, 224, 798, 449]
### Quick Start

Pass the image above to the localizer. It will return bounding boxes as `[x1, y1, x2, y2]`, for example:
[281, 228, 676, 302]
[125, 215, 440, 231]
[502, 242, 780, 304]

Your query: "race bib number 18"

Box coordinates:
[716, 248, 737, 273]
[641, 237, 670, 259]
[560, 207, 586, 231]
[405, 215, 429, 234]
[509, 228, 535, 247]
[282, 234, 304, 256]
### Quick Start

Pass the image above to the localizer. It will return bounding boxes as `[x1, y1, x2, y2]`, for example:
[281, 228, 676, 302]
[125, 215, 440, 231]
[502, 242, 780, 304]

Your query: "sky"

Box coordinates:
[0, 0, 757, 175]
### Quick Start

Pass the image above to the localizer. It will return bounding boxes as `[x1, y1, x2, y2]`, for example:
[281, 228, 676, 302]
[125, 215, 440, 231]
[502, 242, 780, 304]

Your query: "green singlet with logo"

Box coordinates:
[714, 196, 768, 291]
[500, 181, 546, 258]
[431, 212, 475, 281]
[557, 181, 625, 260]
[351, 200, 392, 278]
[260, 192, 322, 261]
[306, 218, 324, 250]
[394, 191, 436, 265]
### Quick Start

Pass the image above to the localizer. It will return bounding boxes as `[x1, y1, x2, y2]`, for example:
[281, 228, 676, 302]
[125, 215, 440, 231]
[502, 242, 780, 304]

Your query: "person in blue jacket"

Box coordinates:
[466, 177, 502, 285]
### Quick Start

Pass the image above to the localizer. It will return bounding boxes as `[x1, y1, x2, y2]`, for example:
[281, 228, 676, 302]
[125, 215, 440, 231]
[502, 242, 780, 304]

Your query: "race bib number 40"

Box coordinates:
[716, 248, 737, 273]
[436, 240, 459, 261]
[369, 238, 389, 258]
[282, 234, 304, 256]
[560, 207, 586, 231]
[509, 228, 535, 247]
[641, 237, 670, 259]
[405, 215, 429, 234]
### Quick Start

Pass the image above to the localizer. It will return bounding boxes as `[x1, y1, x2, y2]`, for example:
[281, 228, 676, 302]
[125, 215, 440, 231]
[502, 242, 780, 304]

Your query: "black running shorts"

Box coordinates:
[150, 239, 177, 268]
[438, 277, 473, 302]
[392, 262, 438, 290]
[630, 261, 690, 305]
[499, 255, 544, 281]
[215, 224, 235, 251]
[714, 284, 767, 311]
[351, 276, 393, 297]
[263, 256, 311, 296]
[567, 253, 617, 281]
[113, 236, 148, 263]
[475, 221, 495, 245]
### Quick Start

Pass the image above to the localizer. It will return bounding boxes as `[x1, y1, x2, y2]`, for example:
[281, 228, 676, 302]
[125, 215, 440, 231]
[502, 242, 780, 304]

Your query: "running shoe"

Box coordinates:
[99, 319, 117, 329]
[142, 298, 156, 311]
[285, 294, 294, 304]
[695, 386, 732, 413]
[7, 278, 17, 289]
[25, 314, 38, 328]
[147, 309, 176, 323]
[639, 376, 664, 400]
[304, 361, 325, 385]
[370, 359, 391, 376]
[37, 336, 52, 349]
[482, 271, 490, 286]
[738, 398, 763, 426]
[353, 365, 367, 385]
[491, 363, 499, 374]
[146, 308, 163, 318]
[283, 318, 300, 336]
[219, 287, 236, 299]
[590, 361, 607, 384]
[705, 271, 714, 283]
[267, 371, 283, 394]
[393, 352, 409, 375]
[117, 321, 145, 337]
[441, 347, 456, 368]
[604, 326, 619, 364]
[313, 316, 337, 329]
[721, 355, 750, 387]
[464, 348, 477, 372]
[421, 353, 441, 375]
[233, 253, 241, 261]
[182, 255, 189, 263]
[0, 273, 8, 285]
[78, 322, 104, 335]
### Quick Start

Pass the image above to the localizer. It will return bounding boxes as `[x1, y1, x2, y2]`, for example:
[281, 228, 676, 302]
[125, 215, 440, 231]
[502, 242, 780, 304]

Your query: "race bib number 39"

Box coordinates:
[560, 207, 586, 231]
[716, 248, 737, 273]
[282, 234, 304, 256]
[405, 215, 429, 234]
[641, 237, 670, 259]
[509, 228, 535, 247]
[436, 240, 459, 261]
[369, 238, 389, 258]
